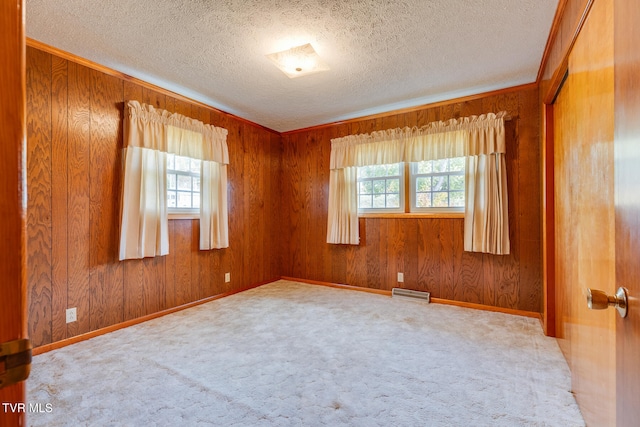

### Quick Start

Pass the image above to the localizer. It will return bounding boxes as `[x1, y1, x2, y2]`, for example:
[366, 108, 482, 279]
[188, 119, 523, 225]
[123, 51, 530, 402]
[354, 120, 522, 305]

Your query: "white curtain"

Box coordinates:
[463, 117, 509, 254]
[119, 101, 229, 260]
[200, 160, 229, 249]
[327, 112, 509, 255]
[326, 167, 359, 244]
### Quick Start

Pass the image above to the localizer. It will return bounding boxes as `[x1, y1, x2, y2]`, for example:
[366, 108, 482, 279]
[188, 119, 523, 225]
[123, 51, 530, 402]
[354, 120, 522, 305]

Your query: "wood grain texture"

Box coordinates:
[26, 47, 282, 348]
[50, 55, 68, 343]
[66, 61, 92, 337]
[89, 70, 124, 331]
[614, 0, 640, 423]
[540, 0, 592, 83]
[0, 0, 27, 420]
[553, 0, 616, 424]
[281, 87, 542, 311]
[26, 47, 53, 347]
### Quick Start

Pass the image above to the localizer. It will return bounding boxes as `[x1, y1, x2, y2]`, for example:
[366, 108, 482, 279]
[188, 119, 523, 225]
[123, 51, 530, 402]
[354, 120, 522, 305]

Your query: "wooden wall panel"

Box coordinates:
[66, 62, 92, 338]
[26, 47, 53, 347]
[540, 0, 592, 84]
[50, 55, 68, 342]
[89, 70, 124, 330]
[281, 86, 542, 312]
[26, 47, 282, 348]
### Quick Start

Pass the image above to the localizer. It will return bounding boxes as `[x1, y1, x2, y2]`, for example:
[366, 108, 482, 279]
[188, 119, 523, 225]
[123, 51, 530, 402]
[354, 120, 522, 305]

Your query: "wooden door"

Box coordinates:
[0, 1, 28, 426]
[614, 0, 640, 424]
[552, 0, 616, 424]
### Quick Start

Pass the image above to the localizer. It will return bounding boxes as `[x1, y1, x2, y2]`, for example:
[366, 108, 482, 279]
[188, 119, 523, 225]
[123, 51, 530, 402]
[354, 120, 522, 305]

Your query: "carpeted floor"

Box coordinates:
[27, 280, 585, 426]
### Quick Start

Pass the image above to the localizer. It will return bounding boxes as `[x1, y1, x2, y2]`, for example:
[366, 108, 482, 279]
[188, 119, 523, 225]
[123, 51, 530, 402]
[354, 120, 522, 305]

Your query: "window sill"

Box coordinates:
[358, 212, 464, 219]
[168, 213, 199, 220]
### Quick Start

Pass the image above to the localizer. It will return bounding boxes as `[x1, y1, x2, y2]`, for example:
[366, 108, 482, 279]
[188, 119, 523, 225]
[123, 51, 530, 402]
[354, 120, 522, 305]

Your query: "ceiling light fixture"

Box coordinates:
[266, 43, 329, 79]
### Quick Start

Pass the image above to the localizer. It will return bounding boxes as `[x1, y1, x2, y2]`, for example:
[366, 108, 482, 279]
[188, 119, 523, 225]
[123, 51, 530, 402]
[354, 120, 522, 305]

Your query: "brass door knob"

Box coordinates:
[586, 287, 628, 318]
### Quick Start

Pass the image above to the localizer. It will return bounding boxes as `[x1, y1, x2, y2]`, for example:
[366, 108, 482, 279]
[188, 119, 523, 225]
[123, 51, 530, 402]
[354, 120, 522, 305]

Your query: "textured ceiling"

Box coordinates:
[26, 0, 558, 132]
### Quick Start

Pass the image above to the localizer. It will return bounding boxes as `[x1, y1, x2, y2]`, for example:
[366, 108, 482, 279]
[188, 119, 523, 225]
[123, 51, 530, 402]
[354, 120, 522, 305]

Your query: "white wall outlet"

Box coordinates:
[66, 307, 77, 323]
[397, 272, 404, 283]
[225, 272, 231, 283]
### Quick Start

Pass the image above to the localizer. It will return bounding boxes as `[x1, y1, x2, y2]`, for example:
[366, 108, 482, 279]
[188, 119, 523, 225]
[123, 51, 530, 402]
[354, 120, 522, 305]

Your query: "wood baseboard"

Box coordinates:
[282, 276, 541, 319]
[33, 279, 279, 355]
[281, 276, 392, 296]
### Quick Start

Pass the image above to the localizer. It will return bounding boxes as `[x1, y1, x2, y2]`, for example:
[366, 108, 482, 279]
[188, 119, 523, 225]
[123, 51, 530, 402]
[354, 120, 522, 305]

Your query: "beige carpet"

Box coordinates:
[27, 280, 584, 426]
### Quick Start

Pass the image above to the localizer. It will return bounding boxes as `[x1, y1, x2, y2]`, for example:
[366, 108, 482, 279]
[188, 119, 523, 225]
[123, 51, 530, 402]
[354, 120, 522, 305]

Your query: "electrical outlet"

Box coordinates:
[225, 272, 231, 283]
[397, 272, 404, 283]
[66, 307, 77, 323]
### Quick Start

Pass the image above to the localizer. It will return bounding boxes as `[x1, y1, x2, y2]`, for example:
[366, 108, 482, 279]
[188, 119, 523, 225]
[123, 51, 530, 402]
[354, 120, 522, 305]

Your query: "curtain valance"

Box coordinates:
[329, 112, 506, 169]
[126, 100, 229, 164]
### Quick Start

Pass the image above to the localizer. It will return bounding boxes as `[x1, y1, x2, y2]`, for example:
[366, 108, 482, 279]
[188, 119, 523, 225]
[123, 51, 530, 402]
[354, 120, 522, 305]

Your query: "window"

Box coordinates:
[410, 157, 465, 212]
[357, 163, 404, 213]
[357, 158, 465, 214]
[167, 153, 201, 213]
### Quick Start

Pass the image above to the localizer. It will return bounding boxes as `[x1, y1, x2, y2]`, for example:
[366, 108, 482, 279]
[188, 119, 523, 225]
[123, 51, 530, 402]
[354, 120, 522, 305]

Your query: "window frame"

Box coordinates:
[356, 163, 405, 214]
[408, 158, 466, 214]
[167, 153, 201, 217]
[356, 158, 466, 217]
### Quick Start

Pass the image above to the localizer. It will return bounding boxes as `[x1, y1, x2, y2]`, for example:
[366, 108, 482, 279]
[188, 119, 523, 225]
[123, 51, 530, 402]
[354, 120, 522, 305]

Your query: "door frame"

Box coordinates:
[0, 1, 29, 426]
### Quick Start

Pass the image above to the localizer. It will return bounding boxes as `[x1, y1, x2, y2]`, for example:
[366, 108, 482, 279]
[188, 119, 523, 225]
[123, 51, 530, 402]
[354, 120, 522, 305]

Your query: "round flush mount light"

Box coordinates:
[266, 43, 329, 79]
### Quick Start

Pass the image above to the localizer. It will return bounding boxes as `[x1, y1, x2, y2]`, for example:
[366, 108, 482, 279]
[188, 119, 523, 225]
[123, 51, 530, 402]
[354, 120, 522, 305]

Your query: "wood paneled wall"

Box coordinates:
[26, 46, 282, 348]
[540, 0, 592, 90]
[280, 86, 542, 312]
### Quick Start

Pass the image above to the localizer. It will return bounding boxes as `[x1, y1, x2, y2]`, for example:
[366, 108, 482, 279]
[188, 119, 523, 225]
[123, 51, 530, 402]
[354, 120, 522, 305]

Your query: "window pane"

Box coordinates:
[359, 195, 372, 209]
[174, 155, 190, 172]
[416, 160, 432, 174]
[177, 191, 192, 208]
[177, 175, 191, 191]
[190, 159, 201, 173]
[410, 157, 465, 212]
[416, 192, 431, 208]
[357, 162, 403, 212]
[432, 175, 448, 191]
[450, 175, 464, 191]
[433, 192, 449, 207]
[372, 180, 386, 194]
[167, 174, 176, 190]
[167, 154, 200, 212]
[433, 159, 448, 172]
[358, 163, 401, 179]
[386, 178, 399, 193]
[358, 167, 372, 179]
[450, 157, 465, 171]
[359, 181, 372, 194]
[450, 191, 465, 207]
[373, 194, 386, 208]
[167, 190, 177, 208]
[384, 163, 400, 176]
[417, 177, 431, 191]
[387, 193, 400, 208]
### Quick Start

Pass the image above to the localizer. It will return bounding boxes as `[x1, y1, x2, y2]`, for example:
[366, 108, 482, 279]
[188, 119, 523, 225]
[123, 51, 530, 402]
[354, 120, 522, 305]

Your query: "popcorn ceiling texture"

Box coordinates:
[26, 0, 558, 131]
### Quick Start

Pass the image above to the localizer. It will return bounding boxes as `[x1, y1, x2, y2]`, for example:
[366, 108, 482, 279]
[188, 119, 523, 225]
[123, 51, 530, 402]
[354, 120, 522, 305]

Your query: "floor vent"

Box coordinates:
[392, 288, 431, 303]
